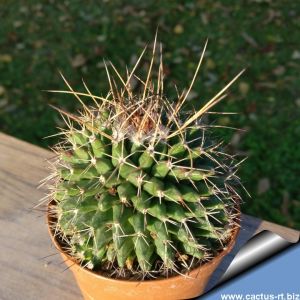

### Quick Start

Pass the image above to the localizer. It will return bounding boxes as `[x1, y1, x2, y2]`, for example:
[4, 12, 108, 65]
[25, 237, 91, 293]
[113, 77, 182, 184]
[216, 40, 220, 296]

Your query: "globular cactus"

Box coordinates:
[46, 38, 243, 279]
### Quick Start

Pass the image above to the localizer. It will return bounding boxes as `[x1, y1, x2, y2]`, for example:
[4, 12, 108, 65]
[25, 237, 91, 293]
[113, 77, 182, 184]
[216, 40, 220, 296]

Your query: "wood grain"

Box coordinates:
[0, 133, 82, 300]
[0, 132, 299, 300]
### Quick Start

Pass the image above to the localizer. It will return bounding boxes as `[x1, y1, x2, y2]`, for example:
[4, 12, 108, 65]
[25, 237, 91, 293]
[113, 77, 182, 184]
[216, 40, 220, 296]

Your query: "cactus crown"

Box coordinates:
[45, 36, 243, 280]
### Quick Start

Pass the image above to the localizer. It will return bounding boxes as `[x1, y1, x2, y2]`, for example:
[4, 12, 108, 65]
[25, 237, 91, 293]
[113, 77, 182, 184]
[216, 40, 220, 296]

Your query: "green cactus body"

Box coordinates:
[48, 38, 243, 278]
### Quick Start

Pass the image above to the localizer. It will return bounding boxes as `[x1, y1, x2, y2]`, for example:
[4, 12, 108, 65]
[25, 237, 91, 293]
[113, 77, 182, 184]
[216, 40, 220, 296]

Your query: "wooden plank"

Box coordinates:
[0, 133, 82, 300]
[0, 132, 299, 299]
[243, 214, 299, 243]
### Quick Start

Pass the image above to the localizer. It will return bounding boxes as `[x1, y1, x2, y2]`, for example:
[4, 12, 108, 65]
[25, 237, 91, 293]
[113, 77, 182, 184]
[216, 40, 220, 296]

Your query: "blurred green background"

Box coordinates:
[0, 1, 299, 228]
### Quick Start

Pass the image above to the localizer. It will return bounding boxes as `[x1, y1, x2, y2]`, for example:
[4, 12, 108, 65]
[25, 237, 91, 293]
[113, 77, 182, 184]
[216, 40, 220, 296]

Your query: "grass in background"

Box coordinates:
[0, 0, 299, 228]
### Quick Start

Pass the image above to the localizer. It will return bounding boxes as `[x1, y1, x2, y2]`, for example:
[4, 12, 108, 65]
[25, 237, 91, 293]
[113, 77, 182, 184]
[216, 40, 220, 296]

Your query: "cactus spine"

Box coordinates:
[45, 37, 243, 279]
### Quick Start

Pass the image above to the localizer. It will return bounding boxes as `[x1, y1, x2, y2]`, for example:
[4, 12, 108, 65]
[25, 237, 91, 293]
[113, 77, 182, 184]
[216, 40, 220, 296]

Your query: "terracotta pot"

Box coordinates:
[47, 204, 240, 300]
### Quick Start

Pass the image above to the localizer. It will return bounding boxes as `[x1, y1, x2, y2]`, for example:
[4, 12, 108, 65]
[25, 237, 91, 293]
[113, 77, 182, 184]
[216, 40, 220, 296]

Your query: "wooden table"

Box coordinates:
[0, 133, 299, 300]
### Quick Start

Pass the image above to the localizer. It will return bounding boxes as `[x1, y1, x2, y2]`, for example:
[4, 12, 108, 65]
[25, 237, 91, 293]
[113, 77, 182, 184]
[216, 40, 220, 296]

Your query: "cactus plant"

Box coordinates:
[45, 37, 244, 280]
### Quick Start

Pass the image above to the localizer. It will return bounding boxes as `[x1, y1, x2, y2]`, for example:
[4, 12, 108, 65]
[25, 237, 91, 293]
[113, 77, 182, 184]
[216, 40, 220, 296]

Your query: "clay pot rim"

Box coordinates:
[47, 200, 240, 285]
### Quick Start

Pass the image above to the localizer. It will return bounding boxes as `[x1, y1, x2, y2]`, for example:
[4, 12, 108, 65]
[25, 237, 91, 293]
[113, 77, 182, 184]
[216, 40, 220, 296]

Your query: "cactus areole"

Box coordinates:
[45, 37, 244, 291]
